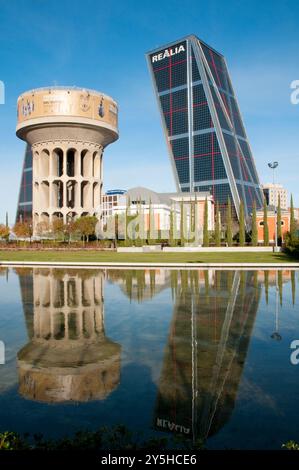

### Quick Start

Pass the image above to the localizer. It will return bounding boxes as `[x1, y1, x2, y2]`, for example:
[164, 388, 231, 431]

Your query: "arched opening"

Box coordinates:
[40, 212, 50, 226]
[52, 212, 63, 223]
[52, 148, 63, 177]
[67, 148, 75, 177]
[53, 180, 63, 208]
[68, 312, 79, 339]
[66, 181, 76, 208]
[53, 280, 65, 309]
[67, 283, 77, 309]
[82, 281, 91, 306]
[53, 312, 65, 340]
[66, 211, 77, 223]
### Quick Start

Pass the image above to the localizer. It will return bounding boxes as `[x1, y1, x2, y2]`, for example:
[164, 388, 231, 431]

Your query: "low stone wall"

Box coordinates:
[117, 245, 162, 253]
[163, 246, 275, 252]
[116, 246, 276, 253]
[117, 247, 144, 253]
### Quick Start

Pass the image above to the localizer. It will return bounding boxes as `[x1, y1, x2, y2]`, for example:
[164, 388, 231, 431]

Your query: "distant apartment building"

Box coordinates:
[101, 189, 127, 226]
[262, 183, 288, 210]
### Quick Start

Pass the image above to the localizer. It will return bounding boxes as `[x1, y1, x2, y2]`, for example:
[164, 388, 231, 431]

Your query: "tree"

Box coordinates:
[263, 198, 269, 246]
[51, 218, 65, 241]
[125, 195, 132, 247]
[291, 271, 296, 306]
[277, 195, 282, 246]
[169, 206, 176, 247]
[278, 270, 283, 306]
[0, 224, 9, 242]
[226, 197, 233, 247]
[215, 202, 221, 247]
[134, 198, 145, 247]
[190, 197, 196, 244]
[74, 216, 98, 246]
[180, 200, 185, 247]
[251, 200, 258, 246]
[64, 220, 77, 244]
[264, 270, 269, 304]
[114, 213, 119, 246]
[239, 200, 245, 246]
[290, 194, 297, 241]
[35, 221, 50, 240]
[13, 221, 33, 241]
[147, 198, 155, 245]
[203, 197, 209, 247]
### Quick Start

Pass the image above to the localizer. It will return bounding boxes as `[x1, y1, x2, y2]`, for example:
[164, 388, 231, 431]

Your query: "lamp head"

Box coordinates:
[268, 162, 279, 169]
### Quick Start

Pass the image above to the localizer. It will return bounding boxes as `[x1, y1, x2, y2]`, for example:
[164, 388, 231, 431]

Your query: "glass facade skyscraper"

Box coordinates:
[146, 35, 264, 220]
[16, 144, 33, 223]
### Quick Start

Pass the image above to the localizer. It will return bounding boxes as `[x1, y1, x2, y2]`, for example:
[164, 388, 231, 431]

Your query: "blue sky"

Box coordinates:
[0, 0, 298, 224]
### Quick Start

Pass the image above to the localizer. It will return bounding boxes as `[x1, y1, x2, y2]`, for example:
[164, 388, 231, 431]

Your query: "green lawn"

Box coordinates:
[0, 250, 297, 264]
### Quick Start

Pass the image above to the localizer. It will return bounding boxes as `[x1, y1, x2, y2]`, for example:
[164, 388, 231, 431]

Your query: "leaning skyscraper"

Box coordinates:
[146, 35, 263, 220]
[16, 144, 33, 223]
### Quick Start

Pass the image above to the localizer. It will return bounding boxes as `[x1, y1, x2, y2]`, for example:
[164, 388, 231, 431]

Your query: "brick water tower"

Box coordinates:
[16, 87, 118, 234]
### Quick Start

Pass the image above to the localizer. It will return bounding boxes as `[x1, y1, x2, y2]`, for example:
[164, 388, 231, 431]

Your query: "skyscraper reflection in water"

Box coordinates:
[17, 268, 121, 403]
[13, 267, 295, 446]
[154, 270, 261, 443]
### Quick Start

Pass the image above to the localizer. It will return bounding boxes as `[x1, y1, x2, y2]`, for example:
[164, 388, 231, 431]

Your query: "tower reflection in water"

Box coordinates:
[17, 268, 121, 403]
[107, 268, 265, 442]
[15, 267, 294, 443]
[153, 270, 262, 443]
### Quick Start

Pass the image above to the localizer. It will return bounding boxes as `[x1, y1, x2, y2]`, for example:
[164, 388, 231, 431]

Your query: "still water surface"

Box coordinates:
[0, 267, 298, 449]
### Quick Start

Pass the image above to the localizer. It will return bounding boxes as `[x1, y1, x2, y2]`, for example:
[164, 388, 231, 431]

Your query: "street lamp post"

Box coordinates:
[268, 162, 279, 251]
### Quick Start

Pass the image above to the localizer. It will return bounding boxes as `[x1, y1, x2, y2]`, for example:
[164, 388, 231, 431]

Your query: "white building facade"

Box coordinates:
[262, 183, 288, 210]
[108, 186, 214, 242]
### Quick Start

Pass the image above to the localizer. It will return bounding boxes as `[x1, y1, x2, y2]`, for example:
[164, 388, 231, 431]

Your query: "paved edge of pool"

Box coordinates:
[1, 261, 299, 269]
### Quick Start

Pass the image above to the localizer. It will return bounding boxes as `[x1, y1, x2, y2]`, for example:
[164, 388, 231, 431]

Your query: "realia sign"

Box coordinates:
[151, 44, 185, 63]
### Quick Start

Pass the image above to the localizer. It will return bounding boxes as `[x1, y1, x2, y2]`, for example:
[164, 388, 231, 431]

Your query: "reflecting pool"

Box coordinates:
[0, 267, 298, 449]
